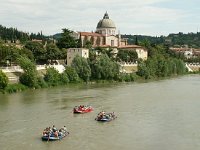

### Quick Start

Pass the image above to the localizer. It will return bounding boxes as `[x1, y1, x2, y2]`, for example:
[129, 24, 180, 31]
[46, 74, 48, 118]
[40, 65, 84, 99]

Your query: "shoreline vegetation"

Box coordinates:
[0, 54, 198, 95]
[0, 29, 199, 94]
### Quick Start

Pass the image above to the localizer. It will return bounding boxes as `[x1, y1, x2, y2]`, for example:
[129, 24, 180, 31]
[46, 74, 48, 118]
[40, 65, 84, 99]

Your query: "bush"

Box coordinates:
[37, 77, 48, 88]
[44, 67, 60, 86]
[19, 73, 38, 88]
[5, 84, 27, 93]
[60, 73, 69, 85]
[116, 73, 138, 82]
[17, 56, 38, 88]
[64, 66, 79, 83]
[71, 55, 91, 82]
[0, 70, 8, 89]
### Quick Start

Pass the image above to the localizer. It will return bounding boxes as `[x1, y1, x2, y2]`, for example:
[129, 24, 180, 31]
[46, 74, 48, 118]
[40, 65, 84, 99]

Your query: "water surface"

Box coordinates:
[0, 75, 200, 150]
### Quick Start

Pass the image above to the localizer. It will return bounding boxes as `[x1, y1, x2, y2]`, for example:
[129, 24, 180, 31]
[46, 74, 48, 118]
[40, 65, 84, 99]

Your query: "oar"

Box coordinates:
[47, 134, 50, 142]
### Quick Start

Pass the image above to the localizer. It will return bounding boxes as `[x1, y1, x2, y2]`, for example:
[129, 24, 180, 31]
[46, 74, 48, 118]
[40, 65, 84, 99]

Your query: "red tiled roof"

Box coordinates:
[118, 45, 143, 49]
[170, 48, 191, 51]
[118, 45, 147, 51]
[80, 32, 104, 37]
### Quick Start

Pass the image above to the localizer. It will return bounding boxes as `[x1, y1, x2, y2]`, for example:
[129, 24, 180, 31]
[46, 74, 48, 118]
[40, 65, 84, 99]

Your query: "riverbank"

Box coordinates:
[2, 72, 198, 94]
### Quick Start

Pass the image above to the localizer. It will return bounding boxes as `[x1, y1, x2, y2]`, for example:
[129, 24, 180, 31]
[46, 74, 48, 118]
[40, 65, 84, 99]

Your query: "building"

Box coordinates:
[118, 45, 148, 60]
[78, 12, 147, 60]
[67, 48, 89, 66]
[169, 47, 200, 59]
[67, 12, 148, 67]
[78, 12, 127, 48]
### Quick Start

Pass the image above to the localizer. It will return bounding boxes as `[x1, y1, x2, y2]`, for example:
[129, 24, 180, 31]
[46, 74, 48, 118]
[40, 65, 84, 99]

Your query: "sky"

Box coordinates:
[0, 0, 200, 36]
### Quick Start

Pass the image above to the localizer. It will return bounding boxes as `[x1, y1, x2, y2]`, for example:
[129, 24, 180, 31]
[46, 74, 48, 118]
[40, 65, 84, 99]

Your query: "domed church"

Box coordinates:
[68, 12, 148, 66]
[79, 12, 127, 47]
[96, 12, 117, 36]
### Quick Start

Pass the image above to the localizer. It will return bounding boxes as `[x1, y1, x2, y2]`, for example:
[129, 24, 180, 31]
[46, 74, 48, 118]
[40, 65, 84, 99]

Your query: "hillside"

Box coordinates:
[122, 32, 200, 48]
[0, 24, 46, 43]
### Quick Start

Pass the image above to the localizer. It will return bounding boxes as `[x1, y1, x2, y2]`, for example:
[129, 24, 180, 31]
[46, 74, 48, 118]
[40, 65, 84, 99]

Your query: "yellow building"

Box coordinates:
[79, 12, 127, 48]
[78, 12, 148, 60]
[67, 12, 148, 66]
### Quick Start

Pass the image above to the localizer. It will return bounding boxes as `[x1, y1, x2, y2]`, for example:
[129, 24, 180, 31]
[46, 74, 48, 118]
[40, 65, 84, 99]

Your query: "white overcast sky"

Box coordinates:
[0, 0, 199, 36]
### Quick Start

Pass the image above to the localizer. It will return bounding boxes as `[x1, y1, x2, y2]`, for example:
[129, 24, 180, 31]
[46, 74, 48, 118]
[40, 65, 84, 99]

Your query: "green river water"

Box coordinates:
[0, 75, 200, 150]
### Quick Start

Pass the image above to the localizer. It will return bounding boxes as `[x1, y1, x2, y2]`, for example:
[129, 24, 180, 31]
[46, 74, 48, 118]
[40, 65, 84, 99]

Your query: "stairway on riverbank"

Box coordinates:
[4, 72, 20, 84]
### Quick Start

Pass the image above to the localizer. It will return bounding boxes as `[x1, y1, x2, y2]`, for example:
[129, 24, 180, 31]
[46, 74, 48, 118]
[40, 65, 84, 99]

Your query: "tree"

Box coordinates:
[135, 36, 139, 45]
[56, 28, 78, 49]
[64, 66, 79, 82]
[90, 54, 119, 80]
[46, 43, 61, 63]
[59, 73, 69, 84]
[128, 50, 138, 62]
[117, 49, 138, 62]
[17, 56, 38, 87]
[137, 61, 151, 79]
[71, 55, 91, 82]
[44, 67, 60, 86]
[24, 41, 46, 61]
[19, 48, 34, 62]
[84, 40, 92, 49]
[0, 70, 8, 89]
[0, 44, 18, 65]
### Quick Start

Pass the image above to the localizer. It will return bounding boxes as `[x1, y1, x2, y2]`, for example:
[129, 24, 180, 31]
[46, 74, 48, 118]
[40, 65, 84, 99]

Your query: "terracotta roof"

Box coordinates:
[80, 32, 104, 37]
[118, 45, 143, 49]
[170, 48, 191, 51]
[118, 45, 147, 51]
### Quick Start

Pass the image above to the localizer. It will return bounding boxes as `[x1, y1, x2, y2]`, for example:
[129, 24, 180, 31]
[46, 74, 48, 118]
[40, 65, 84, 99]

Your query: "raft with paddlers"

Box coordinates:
[41, 126, 69, 141]
[73, 105, 93, 113]
[95, 111, 117, 122]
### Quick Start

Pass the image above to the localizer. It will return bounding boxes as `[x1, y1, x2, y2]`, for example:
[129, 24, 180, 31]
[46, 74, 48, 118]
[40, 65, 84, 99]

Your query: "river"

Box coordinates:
[0, 75, 200, 150]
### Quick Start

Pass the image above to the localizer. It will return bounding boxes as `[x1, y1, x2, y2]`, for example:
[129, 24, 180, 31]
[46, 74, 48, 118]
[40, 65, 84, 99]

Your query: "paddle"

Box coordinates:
[47, 134, 50, 142]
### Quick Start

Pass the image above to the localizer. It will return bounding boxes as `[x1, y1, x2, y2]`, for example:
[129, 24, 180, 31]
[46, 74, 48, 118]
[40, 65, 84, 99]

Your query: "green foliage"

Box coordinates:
[117, 73, 137, 82]
[64, 66, 79, 82]
[117, 49, 138, 62]
[46, 43, 61, 62]
[37, 77, 48, 88]
[137, 44, 187, 79]
[56, 29, 78, 49]
[89, 49, 97, 62]
[59, 73, 69, 84]
[4, 84, 27, 93]
[44, 67, 60, 86]
[90, 54, 119, 80]
[0, 25, 47, 43]
[0, 44, 20, 65]
[59, 48, 67, 60]
[19, 48, 34, 61]
[0, 70, 8, 89]
[84, 40, 92, 49]
[122, 32, 200, 48]
[0, 25, 30, 43]
[17, 56, 38, 87]
[137, 61, 151, 79]
[71, 55, 91, 82]
[30, 32, 45, 41]
[24, 41, 46, 61]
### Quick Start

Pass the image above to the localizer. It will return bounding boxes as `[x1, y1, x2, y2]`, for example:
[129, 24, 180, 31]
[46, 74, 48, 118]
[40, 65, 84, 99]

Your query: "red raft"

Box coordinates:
[73, 105, 93, 114]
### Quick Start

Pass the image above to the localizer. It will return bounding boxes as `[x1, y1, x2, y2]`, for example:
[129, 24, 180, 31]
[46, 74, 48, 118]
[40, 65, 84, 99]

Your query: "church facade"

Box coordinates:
[78, 12, 147, 59]
[75, 12, 128, 48]
[67, 12, 148, 66]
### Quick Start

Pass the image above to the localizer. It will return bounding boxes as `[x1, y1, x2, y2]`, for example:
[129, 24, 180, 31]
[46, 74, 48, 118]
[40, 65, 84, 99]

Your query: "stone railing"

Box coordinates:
[186, 63, 200, 67]
[117, 62, 138, 66]
[1, 64, 65, 74]
[0, 66, 23, 73]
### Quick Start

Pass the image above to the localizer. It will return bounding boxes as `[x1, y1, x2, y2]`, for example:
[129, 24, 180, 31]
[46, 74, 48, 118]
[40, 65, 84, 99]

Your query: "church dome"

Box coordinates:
[96, 12, 116, 29]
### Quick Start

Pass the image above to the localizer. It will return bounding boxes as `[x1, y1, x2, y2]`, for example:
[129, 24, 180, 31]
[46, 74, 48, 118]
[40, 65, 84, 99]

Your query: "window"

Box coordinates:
[111, 40, 114, 46]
